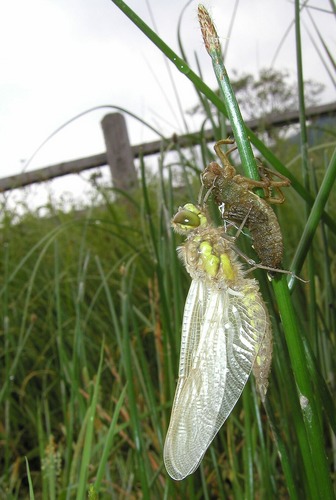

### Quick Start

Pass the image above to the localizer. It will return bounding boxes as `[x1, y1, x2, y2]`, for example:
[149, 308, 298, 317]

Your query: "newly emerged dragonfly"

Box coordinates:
[164, 203, 272, 480]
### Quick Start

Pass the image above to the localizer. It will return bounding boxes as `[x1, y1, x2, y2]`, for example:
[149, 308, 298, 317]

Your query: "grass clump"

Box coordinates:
[1, 1, 335, 497]
[1, 129, 335, 497]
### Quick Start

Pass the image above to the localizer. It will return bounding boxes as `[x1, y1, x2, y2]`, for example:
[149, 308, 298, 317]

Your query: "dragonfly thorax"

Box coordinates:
[179, 226, 244, 287]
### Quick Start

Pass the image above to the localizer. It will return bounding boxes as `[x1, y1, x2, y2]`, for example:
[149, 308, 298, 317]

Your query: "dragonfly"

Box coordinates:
[163, 203, 272, 480]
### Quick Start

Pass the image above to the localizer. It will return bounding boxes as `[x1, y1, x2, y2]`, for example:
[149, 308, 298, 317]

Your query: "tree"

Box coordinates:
[230, 68, 324, 121]
[189, 68, 324, 141]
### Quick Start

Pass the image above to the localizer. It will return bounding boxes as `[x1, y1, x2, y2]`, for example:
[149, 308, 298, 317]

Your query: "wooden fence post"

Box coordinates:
[101, 113, 138, 191]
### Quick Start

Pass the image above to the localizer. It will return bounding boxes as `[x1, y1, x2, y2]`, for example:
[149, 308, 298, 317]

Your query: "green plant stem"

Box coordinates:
[76, 344, 104, 500]
[208, 52, 258, 181]
[93, 385, 128, 491]
[289, 147, 336, 288]
[293, 0, 318, 343]
[262, 398, 299, 500]
[273, 277, 333, 498]
[25, 457, 36, 500]
[242, 390, 254, 499]
[198, 4, 258, 182]
[295, 1, 309, 194]
[120, 262, 150, 497]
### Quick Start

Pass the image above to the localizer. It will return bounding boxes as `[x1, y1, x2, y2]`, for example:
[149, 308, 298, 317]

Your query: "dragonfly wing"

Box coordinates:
[164, 280, 268, 480]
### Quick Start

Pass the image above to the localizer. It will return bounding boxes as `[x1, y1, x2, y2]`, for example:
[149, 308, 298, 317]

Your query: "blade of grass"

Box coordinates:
[306, 7, 336, 75]
[66, 244, 90, 485]
[209, 447, 226, 497]
[261, 278, 314, 499]
[139, 154, 178, 365]
[0, 226, 70, 405]
[76, 342, 105, 500]
[242, 389, 254, 500]
[250, 386, 274, 496]
[289, 147, 336, 288]
[36, 407, 48, 499]
[93, 384, 128, 492]
[25, 457, 35, 500]
[293, 0, 317, 322]
[120, 258, 150, 497]
[273, 276, 334, 499]
[226, 418, 243, 497]
[2, 241, 10, 484]
[303, 337, 336, 435]
[262, 399, 299, 500]
[198, 5, 259, 183]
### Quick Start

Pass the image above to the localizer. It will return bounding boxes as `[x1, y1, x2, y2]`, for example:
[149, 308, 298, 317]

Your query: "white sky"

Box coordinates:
[0, 0, 335, 207]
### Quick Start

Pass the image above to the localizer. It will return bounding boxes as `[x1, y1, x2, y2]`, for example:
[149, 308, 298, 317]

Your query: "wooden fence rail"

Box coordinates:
[1, 101, 335, 193]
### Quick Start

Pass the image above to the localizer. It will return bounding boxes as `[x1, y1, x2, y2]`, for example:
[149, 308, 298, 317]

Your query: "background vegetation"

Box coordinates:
[1, 1, 335, 498]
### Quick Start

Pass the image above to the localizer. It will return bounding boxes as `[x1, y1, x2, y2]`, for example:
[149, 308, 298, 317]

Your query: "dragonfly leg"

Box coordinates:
[214, 138, 237, 177]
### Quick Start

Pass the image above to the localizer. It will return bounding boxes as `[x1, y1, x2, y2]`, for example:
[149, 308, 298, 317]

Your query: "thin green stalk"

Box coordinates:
[289, 147, 336, 287]
[131, 311, 163, 445]
[306, 7, 336, 78]
[93, 385, 128, 492]
[36, 407, 48, 499]
[303, 337, 336, 435]
[209, 447, 226, 497]
[262, 399, 299, 500]
[53, 240, 69, 422]
[94, 255, 123, 352]
[2, 241, 10, 483]
[242, 389, 254, 500]
[0, 221, 75, 300]
[198, 5, 259, 183]
[120, 260, 150, 498]
[66, 249, 90, 485]
[249, 380, 276, 497]
[262, 279, 315, 499]
[68, 409, 89, 490]
[200, 466, 211, 500]
[0, 228, 65, 404]
[226, 417, 243, 497]
[295, 3, 309, 192]
[273, 276, 333, 498]
[25, 457, 36, 500]
[76, 343, 104, 500]
[139, 154, 177, 365]
[294, 0, 318, 347]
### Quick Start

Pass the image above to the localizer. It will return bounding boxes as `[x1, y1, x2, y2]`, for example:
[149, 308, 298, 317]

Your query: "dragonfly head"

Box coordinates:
[172, 203, 208, 234]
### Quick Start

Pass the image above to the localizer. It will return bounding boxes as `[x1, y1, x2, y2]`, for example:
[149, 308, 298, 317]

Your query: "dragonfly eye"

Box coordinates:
[172, 204, 208, 234]
[173, 208, 200, 229]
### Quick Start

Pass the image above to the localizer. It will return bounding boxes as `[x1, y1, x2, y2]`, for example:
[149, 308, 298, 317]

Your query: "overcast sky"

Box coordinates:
[0, 0, 335, 203]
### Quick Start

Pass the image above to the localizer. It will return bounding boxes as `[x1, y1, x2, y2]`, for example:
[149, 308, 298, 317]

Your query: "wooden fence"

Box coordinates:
[1, 101, 336, 193]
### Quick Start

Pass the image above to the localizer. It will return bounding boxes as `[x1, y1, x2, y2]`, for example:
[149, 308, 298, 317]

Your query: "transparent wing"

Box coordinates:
[164, 279, 268, 480]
